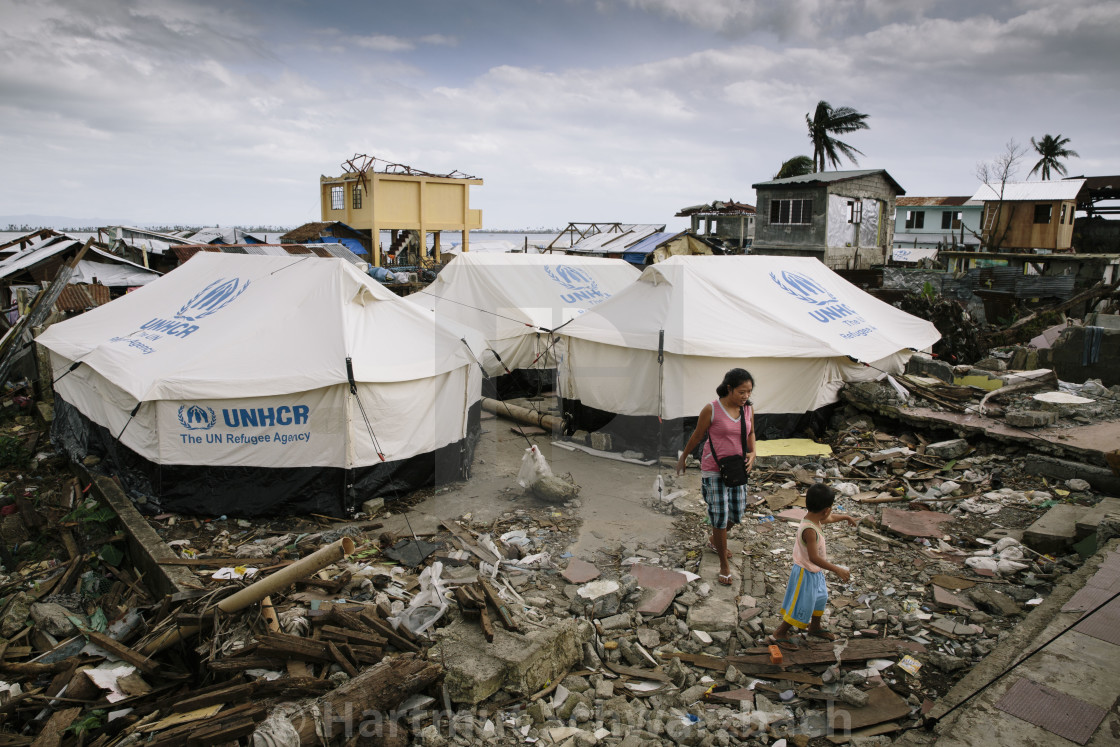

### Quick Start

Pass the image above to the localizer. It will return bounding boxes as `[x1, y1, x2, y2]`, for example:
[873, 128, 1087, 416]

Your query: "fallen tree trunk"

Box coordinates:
[254, 654, 442, 745]
[481, 396, 563, 432]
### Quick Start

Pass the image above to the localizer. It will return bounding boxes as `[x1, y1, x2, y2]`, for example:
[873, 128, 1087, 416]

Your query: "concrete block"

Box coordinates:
[925, 439, 970, 459]
[1022, 455, 1120, 495]
[686, 595, 738, 633]
[1023, 503, 1093, 554]
[1076, 497, 1120, 540]
[973, 357, 1008, 372]
[589, 432, 612, 451]
[360, 497, 384, 516]
[906, 354, 954, 384]
[1004, 410, 1058, 428]
[440, 617, 583, 704]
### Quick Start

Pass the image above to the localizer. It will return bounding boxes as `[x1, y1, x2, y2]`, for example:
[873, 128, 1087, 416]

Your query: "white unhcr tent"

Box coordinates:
[37, 253, 482, 517]
[408, 253, 640, 377]
[559, 255, 941, 448]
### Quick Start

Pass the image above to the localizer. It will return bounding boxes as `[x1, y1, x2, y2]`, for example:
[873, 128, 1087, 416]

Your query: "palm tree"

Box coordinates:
[806, 100, 870, 172]
[774, 155, 814, 179]
[1028, 134, 1079, 180]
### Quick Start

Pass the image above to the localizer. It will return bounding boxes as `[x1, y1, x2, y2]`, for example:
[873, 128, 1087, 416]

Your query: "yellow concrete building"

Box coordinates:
[320, 157, 482, 267]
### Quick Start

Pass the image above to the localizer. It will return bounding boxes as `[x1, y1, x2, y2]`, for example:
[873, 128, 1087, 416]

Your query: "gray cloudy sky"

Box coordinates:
[1, 0, 1117, 229]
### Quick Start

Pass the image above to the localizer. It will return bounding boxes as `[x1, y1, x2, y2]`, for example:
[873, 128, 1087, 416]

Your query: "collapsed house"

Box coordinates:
[37, 253, 482, 517]
[408, 253, 640, 396]
[557, 255, 941, 451]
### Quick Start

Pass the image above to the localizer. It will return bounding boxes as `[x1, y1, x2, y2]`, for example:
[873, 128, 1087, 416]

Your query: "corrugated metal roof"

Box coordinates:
[970, 179, 1085, 202]
[567, 224, 666, 253]
[618, 232, 675, 256]
[897, 196, 978, 207]
[56, 283, 111, 312]
[0, 236, 82, 279]
[752, 169, 905, 194]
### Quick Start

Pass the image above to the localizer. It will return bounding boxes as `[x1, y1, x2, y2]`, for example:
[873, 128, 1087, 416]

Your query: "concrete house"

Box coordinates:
[751, 170, 904, 270]
[674, 199, 755, 250]
[893, 197, 983, 250]
[970, 179, 1085, 253]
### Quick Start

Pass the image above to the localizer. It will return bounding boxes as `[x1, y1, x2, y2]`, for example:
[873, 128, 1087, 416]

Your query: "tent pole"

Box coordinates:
[656, 330, 665, 503]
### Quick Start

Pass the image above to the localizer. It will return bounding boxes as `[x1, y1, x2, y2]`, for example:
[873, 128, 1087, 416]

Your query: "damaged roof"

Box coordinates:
[675, 200, 756, 217]
[897, 196, 978, 207]
[970, 179, 1086, 202]
[753, 169, 906, 195]
[567, 224, 666, 254]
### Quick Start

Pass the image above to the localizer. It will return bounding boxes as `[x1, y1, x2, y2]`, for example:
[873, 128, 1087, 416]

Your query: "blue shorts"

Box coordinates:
[780, 564, 827, 629]
[701, 475, 747, 529]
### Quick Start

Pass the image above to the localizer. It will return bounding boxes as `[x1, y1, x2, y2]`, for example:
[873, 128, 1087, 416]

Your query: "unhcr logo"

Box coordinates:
[174, 277, 251, 322]
[178, 404, 216, 431]
[769, 270, 838, 307]
[545, 264, 606, 304]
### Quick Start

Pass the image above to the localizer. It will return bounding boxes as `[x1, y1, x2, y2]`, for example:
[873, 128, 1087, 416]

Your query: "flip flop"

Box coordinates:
[717, 573, 734, 586]
[807, 629, 839, 641]
[707, 540, 719, 554]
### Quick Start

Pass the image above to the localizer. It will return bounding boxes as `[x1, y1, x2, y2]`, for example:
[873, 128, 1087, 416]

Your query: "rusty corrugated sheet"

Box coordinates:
[55, 284, 111, 312]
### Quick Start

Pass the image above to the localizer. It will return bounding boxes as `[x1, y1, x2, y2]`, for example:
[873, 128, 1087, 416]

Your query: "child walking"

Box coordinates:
[769, 483, 858, 645]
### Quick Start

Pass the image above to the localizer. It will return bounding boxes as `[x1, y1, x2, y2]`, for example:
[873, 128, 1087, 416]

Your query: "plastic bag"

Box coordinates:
[965, 556, 999, 573]
[517, 445, 552, 489]
[388, 561, 448, 635]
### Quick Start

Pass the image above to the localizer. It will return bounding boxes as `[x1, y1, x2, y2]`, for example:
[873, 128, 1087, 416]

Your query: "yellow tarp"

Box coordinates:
[756, 439, 833, 457]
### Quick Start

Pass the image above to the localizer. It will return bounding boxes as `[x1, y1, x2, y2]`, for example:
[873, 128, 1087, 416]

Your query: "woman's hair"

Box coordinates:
[716, 368, 754, 397]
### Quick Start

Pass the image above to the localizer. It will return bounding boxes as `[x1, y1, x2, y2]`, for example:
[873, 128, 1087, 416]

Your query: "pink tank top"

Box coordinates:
[700, 399, 752, 472]
[792, 518, 826, 573]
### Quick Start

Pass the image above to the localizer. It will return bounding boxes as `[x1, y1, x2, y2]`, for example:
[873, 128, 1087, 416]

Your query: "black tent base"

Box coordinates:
[481, 368, 556, 400]
[560, 398, 837, 458]
[51, 397, 481, 518]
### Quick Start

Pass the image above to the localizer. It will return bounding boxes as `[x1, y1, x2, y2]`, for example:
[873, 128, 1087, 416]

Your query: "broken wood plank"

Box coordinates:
[603, 661, 671, 683]
[732, 638, 924, 667]
[318, 625, 386, 648]
[479, 579, 520, 632]
[357, 609, 420, 651]
[85, 631, 160, 676]
[29, 706, 80, 747]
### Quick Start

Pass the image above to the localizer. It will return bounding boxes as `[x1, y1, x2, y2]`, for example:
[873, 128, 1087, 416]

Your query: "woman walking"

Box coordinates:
[676, 368, 756, 586]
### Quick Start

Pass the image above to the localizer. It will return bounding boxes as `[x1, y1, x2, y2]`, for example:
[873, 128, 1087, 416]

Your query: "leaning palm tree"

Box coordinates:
[806, 100, 870, 172]
[1028, 134, 1079, 180]
[774, 155, 814, 179]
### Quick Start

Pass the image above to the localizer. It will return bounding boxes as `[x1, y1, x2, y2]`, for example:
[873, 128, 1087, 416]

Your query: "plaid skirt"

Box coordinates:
[701, 475, 748, 529]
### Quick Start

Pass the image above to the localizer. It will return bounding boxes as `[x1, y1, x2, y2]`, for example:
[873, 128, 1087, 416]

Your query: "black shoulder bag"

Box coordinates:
[707, 405, 749, 487]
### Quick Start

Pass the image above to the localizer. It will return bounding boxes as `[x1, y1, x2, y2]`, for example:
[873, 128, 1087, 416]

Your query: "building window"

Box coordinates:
[905, 210, 925, 229]
[847, 200, 862, 224]
[769, 198, 813, 225]
[1033, 204, 1052, 224]
[330, 186, 344, 211]
[352, 185, 362, 210]
[941, 211, 962, 230]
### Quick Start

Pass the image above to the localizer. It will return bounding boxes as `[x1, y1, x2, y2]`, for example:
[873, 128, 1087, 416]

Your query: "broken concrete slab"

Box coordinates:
[574, 579, 621, 618]
[932, 586, 977, 611]
[437, 617, 583, 704]
[686, 595, 738, 633]
[968, 587, 1022, 617]
[925, 439, 970, 459]
[881, 507, 956, 538]
[906, 354, 954, 384]
[629, 563, 688, 617]
[777, 508, 808, 523]
[1023, 503, 1093, 554]
[561, 558, 600, 584]
[1005, 410, 1058, 428]
[1076, 497, 1120, 540]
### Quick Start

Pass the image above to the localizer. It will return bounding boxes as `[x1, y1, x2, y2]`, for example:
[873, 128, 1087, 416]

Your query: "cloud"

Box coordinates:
[419, 34, 457, 46]
[352, 34, 414, 52]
